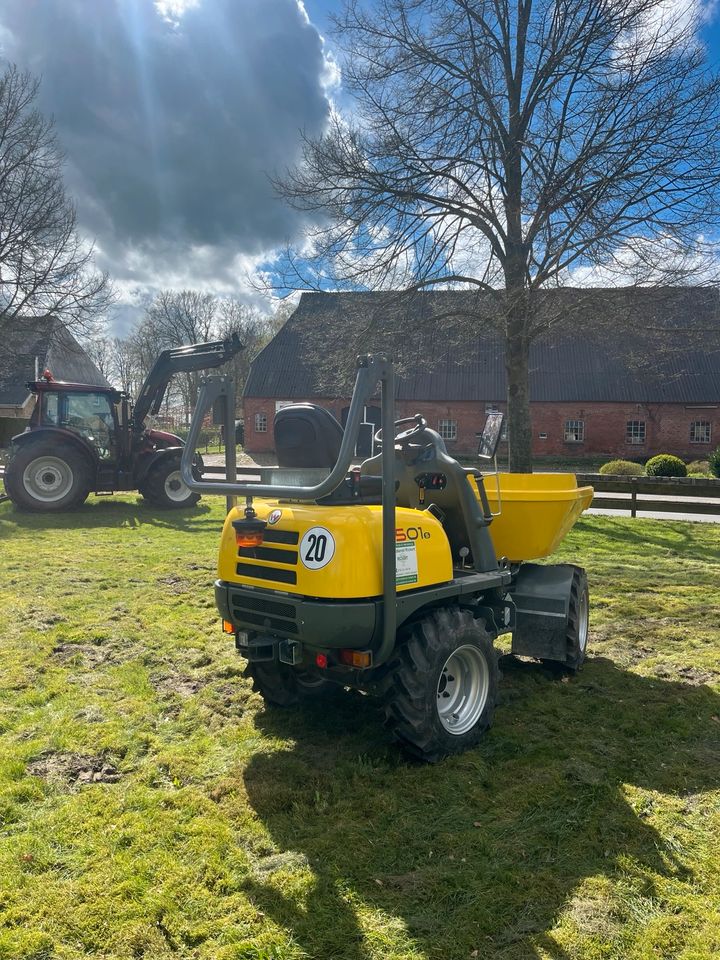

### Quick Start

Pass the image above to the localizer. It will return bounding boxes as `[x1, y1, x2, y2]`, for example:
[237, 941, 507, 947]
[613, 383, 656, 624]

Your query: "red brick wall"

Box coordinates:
[243, 396, 719, 461]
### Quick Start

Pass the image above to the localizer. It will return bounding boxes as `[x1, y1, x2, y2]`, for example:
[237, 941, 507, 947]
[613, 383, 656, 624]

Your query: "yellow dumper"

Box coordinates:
[182, 355, 593, 762]
[471, 473, 594, 562]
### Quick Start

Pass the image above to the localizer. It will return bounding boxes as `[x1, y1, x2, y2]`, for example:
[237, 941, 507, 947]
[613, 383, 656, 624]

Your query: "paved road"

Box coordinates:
[587, 507, 720, 523]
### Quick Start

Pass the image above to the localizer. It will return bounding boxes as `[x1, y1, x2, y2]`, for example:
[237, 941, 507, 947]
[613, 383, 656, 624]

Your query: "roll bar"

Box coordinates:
[180, 354, 393, 500]
[180, 355, 398, 665]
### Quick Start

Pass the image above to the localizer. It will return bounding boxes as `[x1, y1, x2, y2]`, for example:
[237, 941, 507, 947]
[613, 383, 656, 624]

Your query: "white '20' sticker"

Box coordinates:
[300, 526, 335, 569]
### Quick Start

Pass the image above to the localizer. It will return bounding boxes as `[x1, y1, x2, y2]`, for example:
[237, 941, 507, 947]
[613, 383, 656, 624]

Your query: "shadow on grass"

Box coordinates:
[573, 516, 720, 563]
[242, 657, 720, 960]
[0, 497, 220, 534]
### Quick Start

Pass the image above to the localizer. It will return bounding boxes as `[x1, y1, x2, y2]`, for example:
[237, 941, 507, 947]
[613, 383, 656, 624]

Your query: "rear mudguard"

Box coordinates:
[510, 562, 575, 661]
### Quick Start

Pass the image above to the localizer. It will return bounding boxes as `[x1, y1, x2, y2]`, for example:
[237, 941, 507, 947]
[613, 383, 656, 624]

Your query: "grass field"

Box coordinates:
[0, 496, 719, 960]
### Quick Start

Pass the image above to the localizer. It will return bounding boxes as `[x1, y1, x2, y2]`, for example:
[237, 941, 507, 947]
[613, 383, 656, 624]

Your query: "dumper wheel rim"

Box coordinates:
[436, 643, 491, 735]
[378, 607, 498, 763]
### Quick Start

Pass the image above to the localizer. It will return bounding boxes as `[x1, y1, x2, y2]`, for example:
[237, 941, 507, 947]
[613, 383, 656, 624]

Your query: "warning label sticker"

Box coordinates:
[396, 540, 418, 585]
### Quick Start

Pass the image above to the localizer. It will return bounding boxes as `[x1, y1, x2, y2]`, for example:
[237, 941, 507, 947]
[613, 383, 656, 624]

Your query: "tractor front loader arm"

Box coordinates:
[131, 334, 243, 430]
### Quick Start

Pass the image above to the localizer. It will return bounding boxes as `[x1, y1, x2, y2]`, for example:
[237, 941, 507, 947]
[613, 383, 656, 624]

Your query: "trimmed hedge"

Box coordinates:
[710, 446, 720, 479]
[599, 459, 645, 476]
[645, 454, 687, 478]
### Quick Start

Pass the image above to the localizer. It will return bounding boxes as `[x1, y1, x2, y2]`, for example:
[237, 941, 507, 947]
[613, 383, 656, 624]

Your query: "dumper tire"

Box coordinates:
[5, 440, 91, 512]
[143, 457, 200, 509]
[563, 567, 589, 673]
[378, 607, 499, 763]
[245, 661, 341, 707]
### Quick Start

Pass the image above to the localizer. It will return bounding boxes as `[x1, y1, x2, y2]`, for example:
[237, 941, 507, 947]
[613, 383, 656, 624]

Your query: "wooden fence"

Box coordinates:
[576, 473, 720, 517]
[204, 466, 720, 518]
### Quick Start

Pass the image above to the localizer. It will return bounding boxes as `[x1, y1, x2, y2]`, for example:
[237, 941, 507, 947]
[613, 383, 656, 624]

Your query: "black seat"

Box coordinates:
[274, 403, 344, 468]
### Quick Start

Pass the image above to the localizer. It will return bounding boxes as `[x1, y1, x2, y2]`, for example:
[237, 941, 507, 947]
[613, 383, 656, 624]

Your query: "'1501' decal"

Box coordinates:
[396, 526, 431, 541]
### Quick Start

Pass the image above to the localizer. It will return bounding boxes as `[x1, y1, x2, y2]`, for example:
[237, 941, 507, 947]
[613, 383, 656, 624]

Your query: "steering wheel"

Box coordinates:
[374, 415, 428, 446]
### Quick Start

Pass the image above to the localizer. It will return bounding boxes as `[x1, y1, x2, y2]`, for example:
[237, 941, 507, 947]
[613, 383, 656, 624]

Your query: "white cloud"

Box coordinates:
[0, 0, 337, 328]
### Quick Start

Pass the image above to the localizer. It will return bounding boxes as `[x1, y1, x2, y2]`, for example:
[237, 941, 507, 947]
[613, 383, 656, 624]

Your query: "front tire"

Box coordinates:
[379, 607, 499, 763]
[5, 442, 91, 512]
[143, 458, 200, 509]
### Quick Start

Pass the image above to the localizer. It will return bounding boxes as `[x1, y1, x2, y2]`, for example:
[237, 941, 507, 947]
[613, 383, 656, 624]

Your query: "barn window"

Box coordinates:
[626, 420, 646, 444]
[438, 419, 457, 441]
[564, 419, 585, 443]
[254, 412, 267, 433]
[690, 420, 711, 444]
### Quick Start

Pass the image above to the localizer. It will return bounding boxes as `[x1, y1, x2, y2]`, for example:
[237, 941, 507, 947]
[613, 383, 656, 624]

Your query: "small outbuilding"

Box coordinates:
[243, 288, 720, 461]
[0, 317, 109, 446]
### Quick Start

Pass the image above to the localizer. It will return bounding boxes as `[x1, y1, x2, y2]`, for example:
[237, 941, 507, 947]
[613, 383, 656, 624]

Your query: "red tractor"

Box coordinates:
[3, 336, 242, 512]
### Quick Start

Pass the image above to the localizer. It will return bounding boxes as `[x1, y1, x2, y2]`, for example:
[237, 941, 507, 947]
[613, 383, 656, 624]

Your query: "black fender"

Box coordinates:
[10, 428, 98, 470]
[134, 446, 202, 487]
[510, 562, 575, 660]
[134, 446, 183, 487]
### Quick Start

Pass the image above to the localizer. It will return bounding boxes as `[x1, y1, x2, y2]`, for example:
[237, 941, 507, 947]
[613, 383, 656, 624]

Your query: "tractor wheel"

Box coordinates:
[245, 661, 341, 707]
[4, 442, 91, 512]
[143, 459, 200, 509]
[563, 567, 589, 672]
[378, 607, 499, 763]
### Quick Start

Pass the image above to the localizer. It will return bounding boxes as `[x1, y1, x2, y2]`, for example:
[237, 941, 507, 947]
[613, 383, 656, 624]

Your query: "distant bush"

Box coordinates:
[687, 471, 711, 479]
[599, 459, 645, 476]
[710, 446, 720, 478]
[686, 460, 710, 474]
[645, 454, 687, 478]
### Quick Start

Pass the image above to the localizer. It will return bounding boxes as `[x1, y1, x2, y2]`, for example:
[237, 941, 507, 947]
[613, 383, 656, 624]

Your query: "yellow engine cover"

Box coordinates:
[218, 500, 453, 599]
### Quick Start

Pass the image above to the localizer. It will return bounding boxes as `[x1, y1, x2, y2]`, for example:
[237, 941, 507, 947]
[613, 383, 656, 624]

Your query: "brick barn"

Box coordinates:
[243, 289, 720, 461]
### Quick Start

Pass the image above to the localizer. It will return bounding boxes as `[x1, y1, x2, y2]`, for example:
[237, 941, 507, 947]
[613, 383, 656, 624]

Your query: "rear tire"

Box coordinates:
[143, 458, 200, 509]
[564, 567, 589, 672]
[5, 442, 90, 512]
[245, 661, 341, 707]
[378, 607, 499, 763]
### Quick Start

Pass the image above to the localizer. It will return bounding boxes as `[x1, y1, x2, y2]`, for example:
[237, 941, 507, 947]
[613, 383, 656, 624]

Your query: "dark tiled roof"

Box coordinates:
[245, 288, 720, 404]
[0, 317, 110, 406]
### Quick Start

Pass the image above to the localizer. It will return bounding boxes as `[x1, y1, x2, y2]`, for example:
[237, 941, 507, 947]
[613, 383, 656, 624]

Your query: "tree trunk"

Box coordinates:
[505, 304, 533, 473]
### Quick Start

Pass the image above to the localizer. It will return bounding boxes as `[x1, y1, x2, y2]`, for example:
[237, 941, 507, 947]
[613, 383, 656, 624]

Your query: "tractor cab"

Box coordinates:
[28, 378, 127, 463]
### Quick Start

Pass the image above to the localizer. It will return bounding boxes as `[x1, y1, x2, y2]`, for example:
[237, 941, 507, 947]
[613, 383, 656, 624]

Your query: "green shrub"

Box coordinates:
[598, 459, 645, 476]
[688, 471, 711, 479]
[686, 460, 710, 474]
[710, 446, 720, 478]
[645, 454, 687, 477]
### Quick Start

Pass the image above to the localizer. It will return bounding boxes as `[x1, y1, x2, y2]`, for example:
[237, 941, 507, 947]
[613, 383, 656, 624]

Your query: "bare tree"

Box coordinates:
[83, 335, 114, 382]
[0, 65, 111, 335]
[277, 0, 720, 470]
[216, 299, 272, 399]
[110, 336, 143, 395]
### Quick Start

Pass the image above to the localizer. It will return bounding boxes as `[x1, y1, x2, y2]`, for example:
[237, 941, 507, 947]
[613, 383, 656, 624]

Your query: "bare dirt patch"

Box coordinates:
[156, 575, 193, 595]
[27, 752, 122, 785]
[653, 664, 719, 685]
[51, 643, 114, 668]
[152, 674, 204, 698]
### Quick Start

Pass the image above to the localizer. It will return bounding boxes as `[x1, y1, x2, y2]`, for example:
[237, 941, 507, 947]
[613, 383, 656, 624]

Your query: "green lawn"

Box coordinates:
[0, 496, 719, 960]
